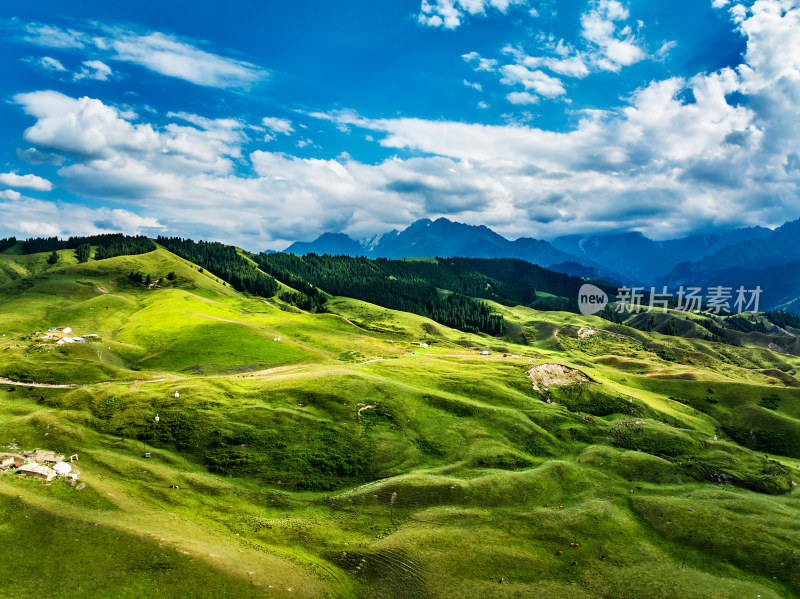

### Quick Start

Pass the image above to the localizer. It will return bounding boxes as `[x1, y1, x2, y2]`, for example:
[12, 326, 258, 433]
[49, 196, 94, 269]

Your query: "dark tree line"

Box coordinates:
[0, 237, 17, 252]
[279, 291, 327, 312]
[157, 236, 278, 297]
[255, 253, 506, 335]
[724, 315, 768, 334]
[75, 243, 91, 263]
[765, 311, 800, 330]
[21, 234, 155, 260]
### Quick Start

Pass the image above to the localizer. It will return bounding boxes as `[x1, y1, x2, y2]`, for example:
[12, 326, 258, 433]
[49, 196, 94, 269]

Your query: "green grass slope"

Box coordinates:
[0, 246, 799, 598]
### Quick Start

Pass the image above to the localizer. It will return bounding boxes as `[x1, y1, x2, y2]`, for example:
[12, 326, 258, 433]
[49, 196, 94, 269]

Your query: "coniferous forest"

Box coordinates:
[20, 234, 156, 259]
[255, 253, 518, 335]
[157, 236, 279, 298]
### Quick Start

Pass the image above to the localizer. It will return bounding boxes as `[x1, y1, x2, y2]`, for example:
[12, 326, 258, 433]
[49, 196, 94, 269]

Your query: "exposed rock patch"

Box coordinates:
[528, 363, 592, 392]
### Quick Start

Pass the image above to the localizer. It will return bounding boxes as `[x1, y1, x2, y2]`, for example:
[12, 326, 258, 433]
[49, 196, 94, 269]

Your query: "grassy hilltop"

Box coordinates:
[1, 241, 799, 598]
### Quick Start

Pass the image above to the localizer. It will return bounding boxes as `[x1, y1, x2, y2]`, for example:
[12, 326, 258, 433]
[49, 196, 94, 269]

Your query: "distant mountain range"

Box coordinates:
[280, 216, 800, 313]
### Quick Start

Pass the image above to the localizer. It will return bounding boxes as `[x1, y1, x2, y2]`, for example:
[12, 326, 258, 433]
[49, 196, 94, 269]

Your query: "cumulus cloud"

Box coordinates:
[462, 51, 498, 71]
[418, 0, 527, 29]
[500, 64, 567, 97]
[465, 2, 654, 106]
[0, 193, 164, 238]
[14, 91, 243, 174]
[262, 117, 294, 135]
[580, 0, 646, 71]
[0, 172, 53, 191]
[74, 60, 113, 81]
[309, 0, 800, 239]
[0, 190, 22, 201]
[7, 1, 800, 247]
[506, 91, 540, 104]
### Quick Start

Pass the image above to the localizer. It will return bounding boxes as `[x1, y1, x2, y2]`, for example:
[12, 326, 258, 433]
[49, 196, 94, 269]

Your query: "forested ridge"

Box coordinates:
[157, 236, 279, 298]
[0, 237, 17, 252]
[20, 234, 156, 260]
[253, 253, 557, 335]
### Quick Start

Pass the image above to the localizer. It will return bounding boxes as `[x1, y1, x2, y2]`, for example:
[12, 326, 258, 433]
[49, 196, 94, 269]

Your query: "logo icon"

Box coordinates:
[578, 284, 608, 315]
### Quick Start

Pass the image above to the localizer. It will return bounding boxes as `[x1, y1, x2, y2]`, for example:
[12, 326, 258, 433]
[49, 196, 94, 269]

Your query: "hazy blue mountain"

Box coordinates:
[284, 218, 587, 271]
[659, 219, 800, 314]
[551, 232, 670, 284]
[659, 226, 772, 266]
[551, 226, 776, 285]
[373, 218, 510, 259]
[664, 219, 800, 284]
[279, 217, 800, 311]
[285, 232, 366, 256]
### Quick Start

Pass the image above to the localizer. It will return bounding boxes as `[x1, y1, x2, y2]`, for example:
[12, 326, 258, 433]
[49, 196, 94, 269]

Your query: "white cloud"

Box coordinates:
[506, 91, 540, 104]
[472, 3, 651, 106]
[16, 21, 266, 89]
[104, 30, 265, 88]
[0, 190, 21, 201]
[580, 0, 646, 71]
[0, 172, 53, 191]
[74, 60, 113, 81]
[7, 1, 800, 248]
[500, 64, 566, 97]
[503, 44, 591, 79]
[19, 22, 87, 48]
[0, 193, 164, 238]
[462, 51, 498, 71]
[418, 0, 527, 29]
[463, 79, 483, 91]
[711, 0, 731, 8]
[262, 117, 294, 135]
[309, 0, 800, 239]
[37, 56, 67, 72]
[14, 91, 243, 176]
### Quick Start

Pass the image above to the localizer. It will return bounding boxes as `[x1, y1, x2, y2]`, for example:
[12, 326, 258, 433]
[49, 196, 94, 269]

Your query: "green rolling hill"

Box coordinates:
[1, 240, 799, 599]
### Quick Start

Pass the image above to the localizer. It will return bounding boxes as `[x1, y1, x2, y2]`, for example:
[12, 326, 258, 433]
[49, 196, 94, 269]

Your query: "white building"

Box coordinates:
[52, 461, 72, 476]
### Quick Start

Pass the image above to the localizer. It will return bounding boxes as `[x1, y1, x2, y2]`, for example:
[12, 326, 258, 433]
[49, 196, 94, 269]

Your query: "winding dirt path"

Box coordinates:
[0, 377, 76, 388]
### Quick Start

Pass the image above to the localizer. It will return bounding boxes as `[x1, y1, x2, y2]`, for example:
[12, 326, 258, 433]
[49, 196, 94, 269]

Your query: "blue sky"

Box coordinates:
[0, 0, 798, 250]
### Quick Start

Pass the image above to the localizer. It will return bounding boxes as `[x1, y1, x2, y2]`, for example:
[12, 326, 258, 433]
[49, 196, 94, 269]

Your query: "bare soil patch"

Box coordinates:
[527, 363, 591, 392]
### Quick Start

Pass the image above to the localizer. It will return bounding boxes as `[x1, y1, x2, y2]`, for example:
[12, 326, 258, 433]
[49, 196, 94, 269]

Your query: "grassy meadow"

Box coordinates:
[0, 244, 799, 598]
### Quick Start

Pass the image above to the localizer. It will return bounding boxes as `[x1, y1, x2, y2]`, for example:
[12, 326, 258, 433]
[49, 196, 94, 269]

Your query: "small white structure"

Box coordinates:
[57, 339, 65, 345]
[480, 350, 489, 356]
[154, 414, 160, 423]
[174, 391, 179, 398]
[0, 454, 16, 468]
[62, 327, 72, 334]
[52, 461, 72, 476]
